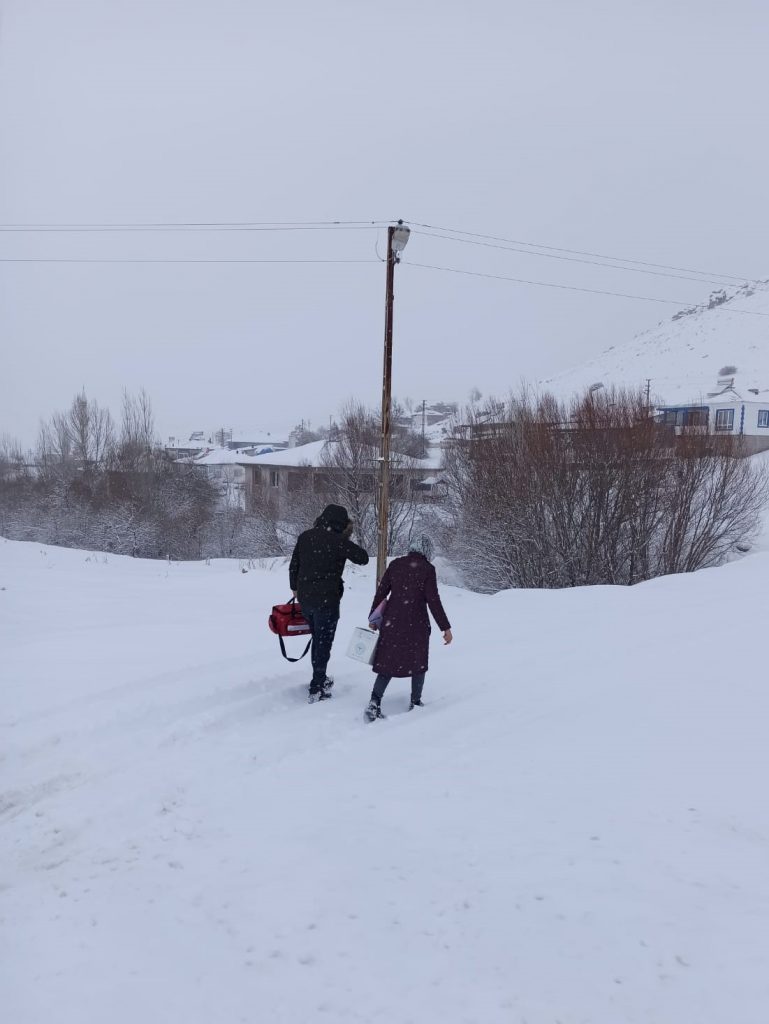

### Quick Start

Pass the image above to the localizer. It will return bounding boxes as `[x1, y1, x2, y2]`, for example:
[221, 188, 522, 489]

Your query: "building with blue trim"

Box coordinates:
[656, 378, 769, 454]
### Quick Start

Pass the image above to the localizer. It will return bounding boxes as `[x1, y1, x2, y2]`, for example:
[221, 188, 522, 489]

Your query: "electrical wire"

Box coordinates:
[2, 216, 763, 313]
[414, 229, 738, 288]
[0, 257, 381, 264]
[407, 221, 752, 284]
[1, 216, 758, 286]
[403, 260, 769, 315]
[0, 220, 391, 233]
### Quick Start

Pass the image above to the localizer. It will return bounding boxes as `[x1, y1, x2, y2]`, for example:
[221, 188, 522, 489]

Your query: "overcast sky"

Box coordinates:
[2, 0, 768, 447]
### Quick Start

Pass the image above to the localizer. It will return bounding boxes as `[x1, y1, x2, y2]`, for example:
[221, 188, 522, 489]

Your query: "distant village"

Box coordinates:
[163, 371, 769, 515]
[165, 403, 458, 512]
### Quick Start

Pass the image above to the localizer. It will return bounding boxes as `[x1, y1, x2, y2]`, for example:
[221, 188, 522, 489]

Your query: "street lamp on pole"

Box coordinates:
[376, 219, 410, 583]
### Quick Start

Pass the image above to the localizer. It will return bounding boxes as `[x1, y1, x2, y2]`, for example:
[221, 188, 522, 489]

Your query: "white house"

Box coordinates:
[656, 378, 769, 454]
[180, 445, 284, 510]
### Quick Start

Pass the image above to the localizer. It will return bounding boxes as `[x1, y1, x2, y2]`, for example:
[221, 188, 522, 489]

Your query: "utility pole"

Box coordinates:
[645, 378, 652, 410]
[421, 399, 427, 457]
[376, 221, 410, 583]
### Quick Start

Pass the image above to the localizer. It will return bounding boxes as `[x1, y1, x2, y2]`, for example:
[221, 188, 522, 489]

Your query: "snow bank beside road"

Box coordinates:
[2, 539, 768, 1023]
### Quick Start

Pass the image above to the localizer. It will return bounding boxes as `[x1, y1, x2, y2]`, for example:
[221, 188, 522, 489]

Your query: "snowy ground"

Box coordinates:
[2, 539, 769, 1023]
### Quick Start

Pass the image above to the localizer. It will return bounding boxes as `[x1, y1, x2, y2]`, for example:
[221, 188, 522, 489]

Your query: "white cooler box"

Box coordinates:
[346, 626, 378, 665]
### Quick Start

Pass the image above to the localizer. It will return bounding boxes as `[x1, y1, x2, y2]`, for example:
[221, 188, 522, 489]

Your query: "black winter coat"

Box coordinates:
[289, 505, 369, 612]
[370, 553, 451, 677]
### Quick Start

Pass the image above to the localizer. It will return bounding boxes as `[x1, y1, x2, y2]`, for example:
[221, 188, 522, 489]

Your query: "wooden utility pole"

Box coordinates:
[376, 226, 397, 583]
[376, 221, 410, 582]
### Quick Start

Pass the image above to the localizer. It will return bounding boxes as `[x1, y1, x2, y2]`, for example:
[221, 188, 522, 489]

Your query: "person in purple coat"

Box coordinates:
[364, 535, 453, 721]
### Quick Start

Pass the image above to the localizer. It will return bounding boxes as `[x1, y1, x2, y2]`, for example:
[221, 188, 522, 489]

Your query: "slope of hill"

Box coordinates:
[542, 281, 769, 404]
[3, 540, 769, 1023]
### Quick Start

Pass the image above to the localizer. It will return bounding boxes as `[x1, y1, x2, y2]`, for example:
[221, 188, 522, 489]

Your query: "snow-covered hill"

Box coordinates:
[3, 540, 769, 1023]
[543, 282, 769, 405]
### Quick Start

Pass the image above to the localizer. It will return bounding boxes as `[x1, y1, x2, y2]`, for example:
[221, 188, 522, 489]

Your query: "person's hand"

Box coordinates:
[292, 590, 298, 599]
[443, 629, 453, 645]
[343, 522, 354, 539]
[369, 622, 379, 632]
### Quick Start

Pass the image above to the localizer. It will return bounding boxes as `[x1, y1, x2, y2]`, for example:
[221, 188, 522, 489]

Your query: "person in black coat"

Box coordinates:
[289, 504, 369, 701]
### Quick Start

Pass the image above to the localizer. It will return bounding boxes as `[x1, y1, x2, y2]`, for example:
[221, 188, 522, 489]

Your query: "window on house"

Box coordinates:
[714, 409, 734, 432]
[269, 470, 280, 487]
[287, 472, 303, 492]
[758, 410, 769, 428]
[663, 410, 677, 425]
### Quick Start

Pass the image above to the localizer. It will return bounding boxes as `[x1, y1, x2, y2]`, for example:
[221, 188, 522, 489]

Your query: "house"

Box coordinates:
[216, 427, 289, 451]
[244, 440, 444, 508]
[165, 427, 288, 460]
[656, 378, 769, 454]
[180, 445, 285, 510]
[164, 433, 208, 459]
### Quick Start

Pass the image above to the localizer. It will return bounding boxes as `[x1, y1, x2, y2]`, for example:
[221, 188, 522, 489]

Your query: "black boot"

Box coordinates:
[364, 698, 385, 722]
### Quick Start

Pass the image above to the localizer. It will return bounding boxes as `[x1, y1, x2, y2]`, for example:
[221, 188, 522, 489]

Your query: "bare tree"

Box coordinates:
[3, 389, 227, 560]
[317, 400, 424, 555]
[64, 391, 114, 472]
[0, 434, 27, 483]
[445, 388, 768, 592]
[37, 391, 114, 481]
[114, 388, 156, 470]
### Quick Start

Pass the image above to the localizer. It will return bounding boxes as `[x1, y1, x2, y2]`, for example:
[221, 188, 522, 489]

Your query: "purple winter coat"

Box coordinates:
[369, 553, 451, 678]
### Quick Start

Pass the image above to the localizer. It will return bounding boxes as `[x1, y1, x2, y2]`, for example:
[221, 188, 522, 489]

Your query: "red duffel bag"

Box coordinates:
[268, 597, 313, 662]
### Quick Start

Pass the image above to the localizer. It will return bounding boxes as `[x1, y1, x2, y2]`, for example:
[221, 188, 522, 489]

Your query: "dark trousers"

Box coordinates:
[302, 605, 339, 690]
[371, 673, 426, 705]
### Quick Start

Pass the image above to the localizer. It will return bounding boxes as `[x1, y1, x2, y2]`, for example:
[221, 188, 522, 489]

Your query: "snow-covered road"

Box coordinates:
[2, 539, 768, 1023]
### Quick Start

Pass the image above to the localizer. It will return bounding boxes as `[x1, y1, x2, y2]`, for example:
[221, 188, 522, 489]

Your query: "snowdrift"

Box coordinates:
[2, 539, 768, 1023]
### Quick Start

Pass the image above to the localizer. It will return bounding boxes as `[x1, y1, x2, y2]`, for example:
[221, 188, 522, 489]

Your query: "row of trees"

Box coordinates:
[1, 391, 220, 559]
[3, 386, 766, 587]
[0, 392, 433, 561]
[440, 388, 768, 591]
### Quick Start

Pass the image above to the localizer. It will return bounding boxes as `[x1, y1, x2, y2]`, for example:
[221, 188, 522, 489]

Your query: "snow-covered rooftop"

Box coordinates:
[180, 445, 284, 466]
[657, 387, 769, 409]
[165, 427, 290, 450]
[248, 440, 329, 467]
[249, 440, 443, 472]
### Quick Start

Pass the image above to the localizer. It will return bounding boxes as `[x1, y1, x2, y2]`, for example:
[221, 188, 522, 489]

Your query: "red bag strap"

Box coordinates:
[278, 596, 311, 661]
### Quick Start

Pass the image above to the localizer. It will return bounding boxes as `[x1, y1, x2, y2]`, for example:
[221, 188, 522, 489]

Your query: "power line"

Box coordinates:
[0, 257, 381, 265]
[0, 220, 391, 233]
[403, 260, 769, 315]
[1, 216, 758, 287]
[408, 221, 752, 284]
[414, 229, 738, 288]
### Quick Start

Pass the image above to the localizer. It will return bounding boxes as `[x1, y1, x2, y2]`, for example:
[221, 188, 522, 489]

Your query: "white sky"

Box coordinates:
[2, 0, 769, 446]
